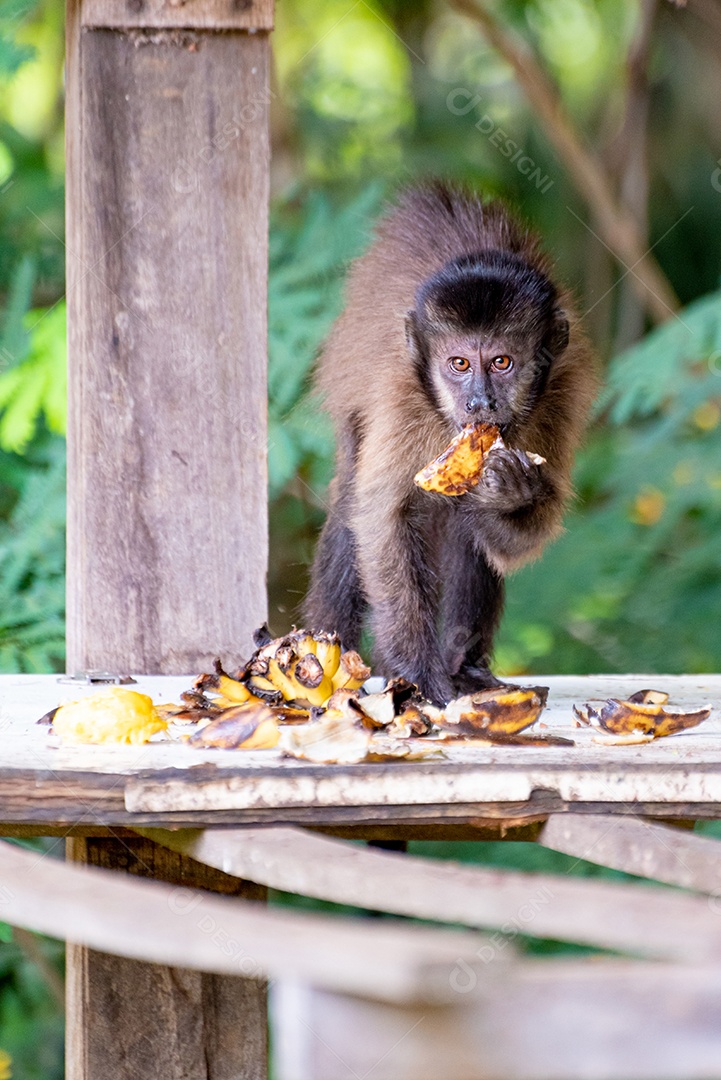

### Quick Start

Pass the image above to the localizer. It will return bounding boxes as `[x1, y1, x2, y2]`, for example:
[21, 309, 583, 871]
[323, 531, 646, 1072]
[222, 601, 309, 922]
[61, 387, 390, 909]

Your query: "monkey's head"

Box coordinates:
[406, 251, 569, 433]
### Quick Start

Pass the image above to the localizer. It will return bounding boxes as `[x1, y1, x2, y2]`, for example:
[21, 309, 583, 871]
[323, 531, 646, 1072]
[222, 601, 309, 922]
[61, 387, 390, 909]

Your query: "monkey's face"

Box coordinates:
[427, 332, 542, 432]
[407, 252, 569, 433]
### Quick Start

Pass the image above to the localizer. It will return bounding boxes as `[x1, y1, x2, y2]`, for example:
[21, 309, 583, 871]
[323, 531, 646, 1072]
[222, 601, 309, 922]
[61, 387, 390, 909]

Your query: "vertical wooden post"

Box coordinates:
[65, 1, 274, 1076]
[66, 0, 272, 673]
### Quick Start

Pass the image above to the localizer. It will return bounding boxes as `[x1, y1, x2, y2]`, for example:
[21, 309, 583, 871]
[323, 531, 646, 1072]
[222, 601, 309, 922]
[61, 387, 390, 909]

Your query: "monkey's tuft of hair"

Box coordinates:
[304, 182, 598, 705]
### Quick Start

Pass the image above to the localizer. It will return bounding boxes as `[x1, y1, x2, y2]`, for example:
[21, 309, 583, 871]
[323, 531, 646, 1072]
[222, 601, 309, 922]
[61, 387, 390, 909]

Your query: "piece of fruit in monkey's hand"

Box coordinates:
[414, 423, 545, 496]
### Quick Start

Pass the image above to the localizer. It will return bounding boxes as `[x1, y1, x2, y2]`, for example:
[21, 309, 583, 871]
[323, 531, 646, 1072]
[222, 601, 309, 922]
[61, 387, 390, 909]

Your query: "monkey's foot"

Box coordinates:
[452, 664, 504, 696]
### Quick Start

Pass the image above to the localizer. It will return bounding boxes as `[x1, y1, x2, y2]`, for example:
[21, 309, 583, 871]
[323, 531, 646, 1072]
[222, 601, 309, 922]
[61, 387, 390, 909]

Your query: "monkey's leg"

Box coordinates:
[441, 526, 505, 694]
[304, 509, 367, 650]
[355, 495, 453, 705]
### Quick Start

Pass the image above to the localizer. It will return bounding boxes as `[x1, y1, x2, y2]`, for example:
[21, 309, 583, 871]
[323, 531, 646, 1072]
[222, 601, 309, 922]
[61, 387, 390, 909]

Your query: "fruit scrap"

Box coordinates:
[627, 688, 670, 705]
[187, 705, 279, 749]
[279, 711, 370, 764]
[194, 659, 259, 704]
[352, 687, 396, 728]
[414, 423, 545, 497]
[331, 649, 371, 691]
[52, 687, 167, 746]
[439, 685, 549, 736]
[459, 732, 574, 748]
[387, 702, 435, 738]
[278, 711, 444, 764]
[366, 738, 445, 761]
[574, 695, 712, 743]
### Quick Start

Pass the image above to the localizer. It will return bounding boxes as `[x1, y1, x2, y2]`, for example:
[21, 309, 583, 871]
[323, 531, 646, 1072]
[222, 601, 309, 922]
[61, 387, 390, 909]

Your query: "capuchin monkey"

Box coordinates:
[304, 183, 597, 704]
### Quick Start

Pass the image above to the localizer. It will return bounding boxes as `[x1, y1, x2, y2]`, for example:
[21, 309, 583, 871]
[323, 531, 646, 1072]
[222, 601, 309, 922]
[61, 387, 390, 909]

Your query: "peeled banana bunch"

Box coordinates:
[195, 627, 371, 711]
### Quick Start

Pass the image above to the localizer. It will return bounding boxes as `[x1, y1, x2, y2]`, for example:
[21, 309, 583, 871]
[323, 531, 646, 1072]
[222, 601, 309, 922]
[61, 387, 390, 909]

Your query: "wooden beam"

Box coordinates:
[0, 838, 491, 1004]
[66, 836, 268, 1079]
[64, 0, 272, 1074]
[272, 967, 721, 1080]
[540, 813, 721, 894]
[140, 825, 721, 962]
[65, 8, 269, 674]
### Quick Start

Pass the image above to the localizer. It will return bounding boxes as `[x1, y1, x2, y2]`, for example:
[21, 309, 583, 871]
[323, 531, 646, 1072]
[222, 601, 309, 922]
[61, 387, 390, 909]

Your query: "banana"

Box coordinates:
[245, 674, 283, 704]
[332, 650, 371, 691]
[307, 631, 342, 678]
[237, 627, 369, 707]
[293, 653, 334, 707]
[194, 660, 255, 703]
[267, 656, 302, 702]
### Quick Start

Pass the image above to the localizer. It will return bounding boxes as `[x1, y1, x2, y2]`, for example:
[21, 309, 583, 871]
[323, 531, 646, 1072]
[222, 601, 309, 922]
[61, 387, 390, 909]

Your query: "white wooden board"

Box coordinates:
[0, 674, 720, 824]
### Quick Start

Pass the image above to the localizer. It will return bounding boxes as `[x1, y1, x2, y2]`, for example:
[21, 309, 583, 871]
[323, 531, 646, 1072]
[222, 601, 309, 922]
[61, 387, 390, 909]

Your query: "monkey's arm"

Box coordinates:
[469, 446, 569, 570]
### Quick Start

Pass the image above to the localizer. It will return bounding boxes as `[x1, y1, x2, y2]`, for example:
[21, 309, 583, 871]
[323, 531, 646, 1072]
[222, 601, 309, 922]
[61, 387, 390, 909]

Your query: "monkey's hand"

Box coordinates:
[474, 447, 548, 512]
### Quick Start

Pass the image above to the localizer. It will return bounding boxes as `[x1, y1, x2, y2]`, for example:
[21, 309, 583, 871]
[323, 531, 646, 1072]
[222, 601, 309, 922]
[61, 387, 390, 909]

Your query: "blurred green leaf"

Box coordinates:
[0, 301, 65, 451]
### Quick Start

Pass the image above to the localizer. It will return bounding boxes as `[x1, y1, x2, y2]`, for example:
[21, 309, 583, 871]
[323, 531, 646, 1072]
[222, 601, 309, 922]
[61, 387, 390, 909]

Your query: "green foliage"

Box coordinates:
[0, 434, 65, 671]
[0, 300, 65, 451]
[0, 843, 64, 1080]
[268, 186, 383, 500]
[0, 1, 36, 77]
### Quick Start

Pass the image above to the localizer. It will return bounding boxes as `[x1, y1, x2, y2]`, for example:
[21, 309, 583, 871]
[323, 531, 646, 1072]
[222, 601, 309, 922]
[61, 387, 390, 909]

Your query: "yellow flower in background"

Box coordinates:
[630, 487, 666, 526]
[0, 1049, 12, 1079]
[692, 400, 721, 431]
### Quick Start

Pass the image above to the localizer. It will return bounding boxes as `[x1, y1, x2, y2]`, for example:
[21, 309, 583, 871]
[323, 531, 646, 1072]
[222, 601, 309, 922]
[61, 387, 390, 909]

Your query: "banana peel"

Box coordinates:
[187, 705, 279, 749]
[576, 696, 712, 741]
[415, 423, 545, 497]
[440, 685, 549, 736]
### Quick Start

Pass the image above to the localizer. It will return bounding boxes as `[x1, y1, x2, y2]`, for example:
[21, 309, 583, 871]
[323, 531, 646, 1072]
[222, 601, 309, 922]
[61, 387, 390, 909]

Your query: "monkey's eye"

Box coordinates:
[490, 355, 514, 372]
[449, 356, 471, 373]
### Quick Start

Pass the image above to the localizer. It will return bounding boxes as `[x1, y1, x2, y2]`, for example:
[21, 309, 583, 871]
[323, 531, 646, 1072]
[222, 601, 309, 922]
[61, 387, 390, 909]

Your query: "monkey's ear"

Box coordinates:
[548, 307, 570, 355]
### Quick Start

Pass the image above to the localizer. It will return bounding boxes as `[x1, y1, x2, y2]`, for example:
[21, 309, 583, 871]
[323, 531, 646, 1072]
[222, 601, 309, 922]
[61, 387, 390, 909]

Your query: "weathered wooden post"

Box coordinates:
[64, 0, 274, 1075]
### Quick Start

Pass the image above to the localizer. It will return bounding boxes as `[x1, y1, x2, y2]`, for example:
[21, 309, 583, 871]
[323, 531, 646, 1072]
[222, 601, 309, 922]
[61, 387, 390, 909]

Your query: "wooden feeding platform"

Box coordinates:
[1, 1, 717, 1077]
[2, 673, 721, 833]
[4, 671, 721, 1078]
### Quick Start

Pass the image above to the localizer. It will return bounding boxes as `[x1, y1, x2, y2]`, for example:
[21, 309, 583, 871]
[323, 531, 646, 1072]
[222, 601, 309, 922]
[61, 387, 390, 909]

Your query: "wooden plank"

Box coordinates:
[65, 28, 269, 674]
[66, 835, 268, 1080]
[540, 813, 721, 894]
[0, 838, 491, 1004]
[271, 966, 721, 1080]
[82, 0, 274, 30]
[64, 7, 272, 1078]
[141, 825, 721, 962]
[2, 675, 721, 826]
[2, 674, 721, 809]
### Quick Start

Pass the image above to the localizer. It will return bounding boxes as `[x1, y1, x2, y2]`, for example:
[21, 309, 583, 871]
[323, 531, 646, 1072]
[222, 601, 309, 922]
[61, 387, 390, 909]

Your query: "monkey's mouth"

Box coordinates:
[454, 415, 511, 436]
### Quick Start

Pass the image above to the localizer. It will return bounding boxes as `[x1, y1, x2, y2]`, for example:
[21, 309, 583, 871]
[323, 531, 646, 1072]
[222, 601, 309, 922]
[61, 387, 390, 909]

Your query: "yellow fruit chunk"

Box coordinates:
[415, 423, 501, 495]
[53, 687, 167, 746]
[188, 706, 280, 749]
[331, 650, 371, 691]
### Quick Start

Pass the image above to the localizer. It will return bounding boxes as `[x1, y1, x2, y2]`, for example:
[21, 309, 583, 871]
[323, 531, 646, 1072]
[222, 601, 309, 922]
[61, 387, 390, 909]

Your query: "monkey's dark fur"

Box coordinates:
[304, 184, 597, 704]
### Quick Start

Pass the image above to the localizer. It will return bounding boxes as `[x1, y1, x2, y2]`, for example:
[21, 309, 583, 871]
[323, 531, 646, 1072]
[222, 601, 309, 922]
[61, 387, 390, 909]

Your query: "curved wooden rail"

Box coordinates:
[140, 823, 721, 962]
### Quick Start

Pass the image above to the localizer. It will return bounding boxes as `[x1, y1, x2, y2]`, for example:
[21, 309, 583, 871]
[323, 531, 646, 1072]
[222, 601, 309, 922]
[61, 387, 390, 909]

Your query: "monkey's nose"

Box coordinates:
[465, 395, 496, 413]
